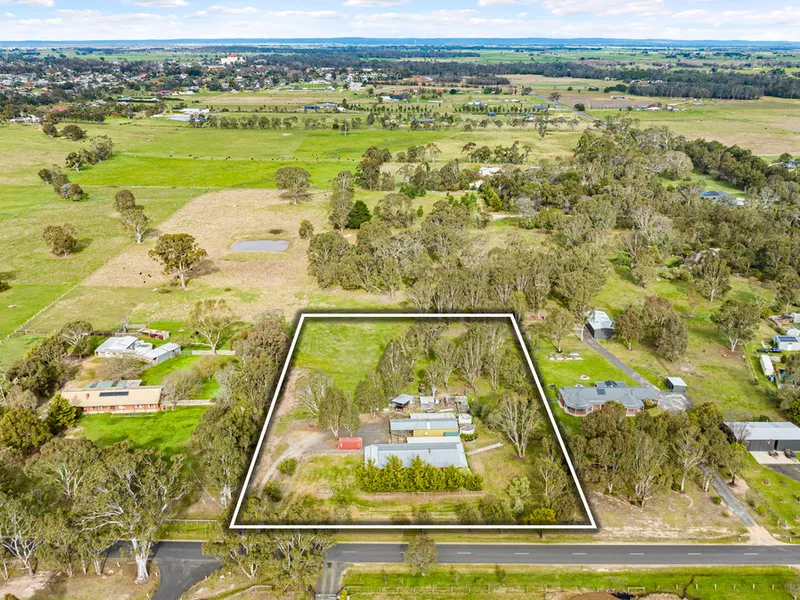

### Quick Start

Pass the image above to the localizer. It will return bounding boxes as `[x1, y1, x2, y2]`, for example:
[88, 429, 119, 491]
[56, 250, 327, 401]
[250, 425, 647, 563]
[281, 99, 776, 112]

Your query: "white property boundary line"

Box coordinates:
[229, 313, 598, 530]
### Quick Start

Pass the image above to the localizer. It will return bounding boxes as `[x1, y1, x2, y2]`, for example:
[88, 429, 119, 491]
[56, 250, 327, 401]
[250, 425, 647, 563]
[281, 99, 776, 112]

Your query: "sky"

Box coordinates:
[1, 0, 799, 42]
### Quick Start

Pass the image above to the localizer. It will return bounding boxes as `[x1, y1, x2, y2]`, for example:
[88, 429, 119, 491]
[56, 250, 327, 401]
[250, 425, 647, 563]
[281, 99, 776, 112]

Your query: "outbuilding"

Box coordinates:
[586, 310, 615, 340]
[760, 355, 776, 378]
[774, 335, 800, 352]
[338, 437, 363, 450]
[666, 376, 687, 393]
[724, 421, 800, 452]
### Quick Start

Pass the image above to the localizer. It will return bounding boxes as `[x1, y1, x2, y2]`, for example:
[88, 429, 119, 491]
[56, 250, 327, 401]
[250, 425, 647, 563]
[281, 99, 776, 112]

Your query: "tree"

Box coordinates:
[114, 189, 136, 212]
[0, 493, 40, 576]
[614, 306, 644, 350]
[787, 354, 800, 391]
[32, 437, 98, 502]
[42, 224, 77, 257]
[0, 408, 51, 451]
[81, 444, 188, 582]
[727, 442, 748, 485]
[317, 386, 359, 437]
[785, 574, 800, 600]
[403, 533, 437, 576]
[203, 523, 273, 581]
[149, 233, 207, 289]
[626, 429, 665, 507]
[59, 320, 92, 348]
[329, 190, 354, 231]
[347, 200, 372, 229]
[61, 124, 86, 141]
[425, 142, 441, 163]
[297, 370, 334, 418]
[711, 299, 760, 352]
[672, 425, 704, 492]
[120, 207, 150, 244]
[90, 135, 113, 161]
[524, 507, 556, 537]
[354, 371, 385, 416]
[45, 394, 79, 433]
[776, 268, 800, 313]
[433, 339, 460, 391]
[694, 253, 731, 301]
[275, 166, 311, 205]
[378, 339, 412, 397]
[188, 299, 234, 355]
[374, 193, 415, 228]
[298, 219, 314, 239]
[232, 317, 288, 364]
[543, 308, 574, 353]
[460, 325, 487, 387]
[491, 393, 541, 458]
[653, 312, 688, 361]
[42, 122, 58, 137]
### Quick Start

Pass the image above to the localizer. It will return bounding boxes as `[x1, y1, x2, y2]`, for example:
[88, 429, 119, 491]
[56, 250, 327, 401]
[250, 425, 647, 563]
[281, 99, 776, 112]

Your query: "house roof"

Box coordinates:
[390, 417, 459, 432]
[775, 335, 800, 343]
[410, 412, 452, 420]
[559, 384, 659, 411]
[95, 337, 180, 361]
[95, 336, 140, 353]
[142, 342, 181, 360]
[724, 421, 800, 442]
[62, 385, 163, 408]
[587, 310, 614, 330]
[364, 441, 468, 468]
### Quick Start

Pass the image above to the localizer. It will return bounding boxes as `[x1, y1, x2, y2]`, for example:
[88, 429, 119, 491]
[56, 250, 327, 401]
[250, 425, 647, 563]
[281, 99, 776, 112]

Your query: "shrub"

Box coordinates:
[298, 219, 314, 239]
[264, 479, 282, 502]
[61, 183, 86, 201]
[277, 457, 297, 477]
[460, 432, 478, 442]
[61, 124, 86, 141]
[712, 496, 723, 505]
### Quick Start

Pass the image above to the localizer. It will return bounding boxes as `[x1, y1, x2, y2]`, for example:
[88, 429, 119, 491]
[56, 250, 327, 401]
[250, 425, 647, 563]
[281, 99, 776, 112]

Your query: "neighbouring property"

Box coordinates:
[94, 335, 182, 364]
[773, 335, 800, 352]
[558, 381, 660, 416]
[724, 421, 800, 452]
[61, 380, 163, 413]
[586, 310, 615, 340]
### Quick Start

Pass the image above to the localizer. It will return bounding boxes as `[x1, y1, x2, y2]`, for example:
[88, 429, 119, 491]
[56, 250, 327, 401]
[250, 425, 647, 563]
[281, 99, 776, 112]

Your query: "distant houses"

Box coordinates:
[61, 380, 163, 414]
[558, 381, 659, 416]
[95, 335, 181, 364]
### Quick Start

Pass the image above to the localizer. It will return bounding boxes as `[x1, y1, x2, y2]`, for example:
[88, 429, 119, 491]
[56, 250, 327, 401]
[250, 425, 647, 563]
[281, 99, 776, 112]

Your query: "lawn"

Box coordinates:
[342, 565, 800, 600]
[737, 454, 800, 542]
[77, 406, 207, 463]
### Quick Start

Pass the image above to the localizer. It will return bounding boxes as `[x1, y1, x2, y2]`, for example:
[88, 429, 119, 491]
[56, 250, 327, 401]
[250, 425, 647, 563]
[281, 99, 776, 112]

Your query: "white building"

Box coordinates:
[774, 335, 800, 352]
[94, 336, 181, 364]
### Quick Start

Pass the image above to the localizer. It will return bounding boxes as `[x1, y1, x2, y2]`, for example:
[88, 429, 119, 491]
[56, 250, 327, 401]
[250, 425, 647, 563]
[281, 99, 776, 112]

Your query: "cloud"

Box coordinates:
[270, 10, 341, 18]
[15, 0, 54, 6]
[478, 0, 518, 6]
[129, 0, 188, 6]
[190, 4, 257, 17]
[343, 0, 408, 6]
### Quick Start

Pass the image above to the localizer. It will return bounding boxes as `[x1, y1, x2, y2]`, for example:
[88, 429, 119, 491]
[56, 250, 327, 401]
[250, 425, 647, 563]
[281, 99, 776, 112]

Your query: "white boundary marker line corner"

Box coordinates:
[229, 312, 597, 530]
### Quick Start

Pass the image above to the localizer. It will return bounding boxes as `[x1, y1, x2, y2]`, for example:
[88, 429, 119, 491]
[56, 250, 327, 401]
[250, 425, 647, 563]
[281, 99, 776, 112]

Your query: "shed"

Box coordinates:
[586, 310, 614, 340]
[364, 441, 468, 469]
[760, 354, 775, 378]
[419, 395, 435, 410]
[391, 394, 414, 408]
[724, 421, 800, 452]
[338, 437, 362, 450]
[666, 377, 687, 393]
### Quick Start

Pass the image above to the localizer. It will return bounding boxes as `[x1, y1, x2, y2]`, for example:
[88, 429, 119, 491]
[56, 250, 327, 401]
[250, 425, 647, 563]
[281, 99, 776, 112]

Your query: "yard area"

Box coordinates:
[736, 454, 800, 542]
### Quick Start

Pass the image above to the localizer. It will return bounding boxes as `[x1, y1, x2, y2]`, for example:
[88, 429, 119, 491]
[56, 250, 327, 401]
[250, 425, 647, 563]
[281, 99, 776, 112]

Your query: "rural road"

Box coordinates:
[140, 540, 800, 599]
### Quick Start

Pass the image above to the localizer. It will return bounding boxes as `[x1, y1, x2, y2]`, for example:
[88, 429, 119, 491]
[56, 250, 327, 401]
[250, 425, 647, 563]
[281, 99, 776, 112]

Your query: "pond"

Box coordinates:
[230, 240, 290, 252]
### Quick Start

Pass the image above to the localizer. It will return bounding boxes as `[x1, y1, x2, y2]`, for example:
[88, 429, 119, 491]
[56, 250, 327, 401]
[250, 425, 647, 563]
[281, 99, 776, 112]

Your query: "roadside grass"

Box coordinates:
[23, 560, 159, 600]
[342, 564, 799, 600]
[737, 454, 800, 542]
[76, 406, 207, 469]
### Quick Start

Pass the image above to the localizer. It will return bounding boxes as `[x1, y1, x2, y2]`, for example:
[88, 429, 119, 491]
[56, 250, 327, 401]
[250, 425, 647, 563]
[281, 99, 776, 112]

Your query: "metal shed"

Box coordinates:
[724, 422, 800, 452]
[666, 377, 687, 393]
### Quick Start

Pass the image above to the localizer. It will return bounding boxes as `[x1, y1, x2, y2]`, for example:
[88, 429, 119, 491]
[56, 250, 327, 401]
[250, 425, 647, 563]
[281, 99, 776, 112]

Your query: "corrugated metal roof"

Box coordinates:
[559, 384, 658, 411]
[725, 421, 800, 442]
[390, 418, 459, 432]
[364, 441, 468, 468]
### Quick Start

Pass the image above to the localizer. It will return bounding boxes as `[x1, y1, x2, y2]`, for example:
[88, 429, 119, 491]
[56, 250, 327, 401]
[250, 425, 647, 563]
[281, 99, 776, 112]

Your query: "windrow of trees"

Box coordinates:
[356, 456, 484, 493]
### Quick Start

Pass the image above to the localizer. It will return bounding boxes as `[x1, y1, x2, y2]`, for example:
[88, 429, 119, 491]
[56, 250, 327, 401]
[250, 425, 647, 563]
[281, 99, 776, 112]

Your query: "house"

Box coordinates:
[773, 335, 800, 352]
[364, 441, 468, 468]
[94, 336, 181, 364]
[558, 381, 659, 416]
[666, 377, 687, 393]
[760, 354, 775, 378]
[724, 421, 800, 452]
[586, 310, 614, 340]
[61, 380, 162, 414]
[700, 190, 728, 201]
[390, 414, 460, 439]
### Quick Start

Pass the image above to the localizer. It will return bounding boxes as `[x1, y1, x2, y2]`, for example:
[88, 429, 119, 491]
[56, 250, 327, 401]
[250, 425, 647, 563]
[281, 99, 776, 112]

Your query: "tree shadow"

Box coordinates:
[74, 237, 93, 254]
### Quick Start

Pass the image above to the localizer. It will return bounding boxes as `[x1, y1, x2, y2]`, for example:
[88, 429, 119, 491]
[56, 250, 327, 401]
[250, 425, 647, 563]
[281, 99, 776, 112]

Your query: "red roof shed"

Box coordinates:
[338, 437, 362, 450]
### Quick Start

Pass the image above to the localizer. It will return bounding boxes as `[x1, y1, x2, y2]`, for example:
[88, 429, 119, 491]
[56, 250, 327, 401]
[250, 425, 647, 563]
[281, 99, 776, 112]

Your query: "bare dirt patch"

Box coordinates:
[82, 188, 329, 320]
